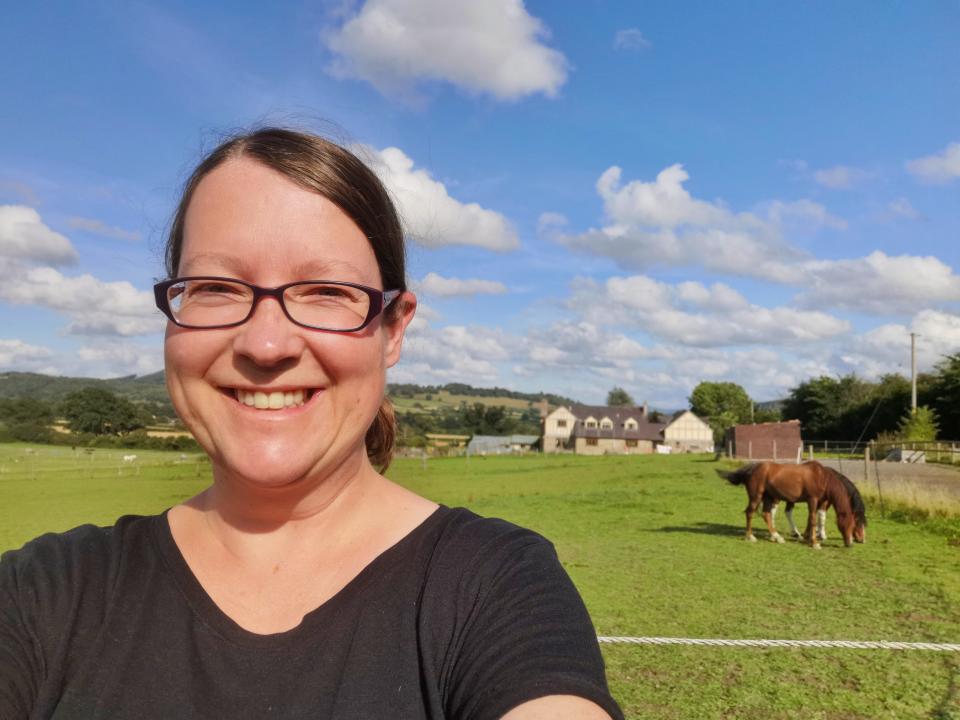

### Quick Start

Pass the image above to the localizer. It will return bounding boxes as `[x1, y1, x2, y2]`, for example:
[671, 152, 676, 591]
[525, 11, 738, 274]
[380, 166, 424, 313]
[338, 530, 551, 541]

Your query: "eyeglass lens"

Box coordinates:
[166, 279, 372, 329]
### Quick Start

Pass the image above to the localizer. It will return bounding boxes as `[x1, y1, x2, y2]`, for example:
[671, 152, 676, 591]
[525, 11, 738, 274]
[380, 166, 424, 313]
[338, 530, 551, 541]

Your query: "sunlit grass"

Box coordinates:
[2, 444, 959, 718]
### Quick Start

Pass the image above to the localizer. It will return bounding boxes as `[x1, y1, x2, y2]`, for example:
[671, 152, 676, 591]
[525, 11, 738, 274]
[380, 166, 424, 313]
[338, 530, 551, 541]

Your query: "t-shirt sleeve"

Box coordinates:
[432, 520, 623, 720]
[0, 547, 44, 719]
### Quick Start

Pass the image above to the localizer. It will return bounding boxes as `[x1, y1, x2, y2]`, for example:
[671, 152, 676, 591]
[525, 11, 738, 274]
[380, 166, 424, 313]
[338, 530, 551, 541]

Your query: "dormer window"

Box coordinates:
[600, 417, 613, 429]
[585, 416, 598, 428]
[625, 418, 638, 430]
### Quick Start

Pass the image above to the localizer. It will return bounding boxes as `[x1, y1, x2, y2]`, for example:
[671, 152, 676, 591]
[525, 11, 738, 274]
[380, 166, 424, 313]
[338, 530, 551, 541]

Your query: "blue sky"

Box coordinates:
[1, 1, 958, 408]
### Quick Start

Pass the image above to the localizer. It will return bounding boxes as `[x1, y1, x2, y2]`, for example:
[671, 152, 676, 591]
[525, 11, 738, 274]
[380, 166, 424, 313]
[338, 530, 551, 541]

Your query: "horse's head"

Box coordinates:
[825, 466, 867, 546]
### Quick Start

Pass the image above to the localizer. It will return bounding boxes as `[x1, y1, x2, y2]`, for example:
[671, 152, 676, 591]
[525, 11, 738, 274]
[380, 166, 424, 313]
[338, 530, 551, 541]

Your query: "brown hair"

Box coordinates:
[166, 127, 405, 471]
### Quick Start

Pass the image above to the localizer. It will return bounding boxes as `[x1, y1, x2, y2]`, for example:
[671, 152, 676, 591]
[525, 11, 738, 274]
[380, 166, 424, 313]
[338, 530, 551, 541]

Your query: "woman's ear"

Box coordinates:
[383, 291, 417, 368]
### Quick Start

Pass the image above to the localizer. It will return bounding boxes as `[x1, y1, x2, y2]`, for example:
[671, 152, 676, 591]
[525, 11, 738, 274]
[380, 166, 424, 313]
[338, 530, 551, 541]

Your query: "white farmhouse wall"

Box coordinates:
[663, 411, 714, 452]
[543, 407, 577, 453]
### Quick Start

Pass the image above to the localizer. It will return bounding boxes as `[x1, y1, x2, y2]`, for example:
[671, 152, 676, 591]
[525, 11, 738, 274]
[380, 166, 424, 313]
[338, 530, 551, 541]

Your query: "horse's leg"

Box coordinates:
[817, 509, 828, 541]
[805, 498, 822, 549]
[762, 498, 784, 543]
[745, 494, 760, 542]
[785, 502, 802, 540]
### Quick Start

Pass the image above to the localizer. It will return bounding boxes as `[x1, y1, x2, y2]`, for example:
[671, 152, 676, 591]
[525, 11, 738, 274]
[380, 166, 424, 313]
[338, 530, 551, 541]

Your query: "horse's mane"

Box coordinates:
[824, 466, 867, 525]
[721, 462, 760, 486]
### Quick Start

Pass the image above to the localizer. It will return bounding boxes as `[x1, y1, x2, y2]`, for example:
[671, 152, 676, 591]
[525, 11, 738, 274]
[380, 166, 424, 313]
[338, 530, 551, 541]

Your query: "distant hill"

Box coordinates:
[0, 372, 578, 418]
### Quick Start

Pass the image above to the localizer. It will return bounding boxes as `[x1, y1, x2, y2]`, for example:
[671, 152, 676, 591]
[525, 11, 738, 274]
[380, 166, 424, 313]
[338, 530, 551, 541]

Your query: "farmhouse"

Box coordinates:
[542, 404, 707, 455]
[726, 420, 803, 460]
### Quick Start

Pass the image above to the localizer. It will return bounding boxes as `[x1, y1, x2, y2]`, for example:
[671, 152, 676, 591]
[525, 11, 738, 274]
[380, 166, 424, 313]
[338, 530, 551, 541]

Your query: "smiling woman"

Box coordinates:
[0, 128, 622, 720]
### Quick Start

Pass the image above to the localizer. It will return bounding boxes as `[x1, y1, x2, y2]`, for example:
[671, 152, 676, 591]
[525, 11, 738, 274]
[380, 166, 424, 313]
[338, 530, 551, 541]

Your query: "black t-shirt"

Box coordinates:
[0, 506, 623, 719]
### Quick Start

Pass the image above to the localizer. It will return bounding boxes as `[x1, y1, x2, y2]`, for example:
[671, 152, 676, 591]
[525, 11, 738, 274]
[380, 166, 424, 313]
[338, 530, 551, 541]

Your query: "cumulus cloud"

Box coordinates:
[569, 275, 850, 347]
[812, 165, 872, 189]
[394, 323, 511, 384]
[536, 211, 568, 237]
[557, 164, 811, 282]
[0, 339, 54, 370]
[798, 251, 960, 315]
[613, 28, 651, 51]
[0, 205, 78, 265]
[360, 145, 518, 251]
[0, 262, 162, 336]
[837, 310, 960, 379]
[416, 272, 507, 297]
[556, 164, 956, 314]
[906, 141, 960, 184]
[67, 216, 142, 242]
[326, 0, 568, 101]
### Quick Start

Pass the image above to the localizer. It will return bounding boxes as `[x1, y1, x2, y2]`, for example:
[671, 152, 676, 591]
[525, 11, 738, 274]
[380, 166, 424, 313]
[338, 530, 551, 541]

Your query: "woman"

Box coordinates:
[0, 128, 622, 719]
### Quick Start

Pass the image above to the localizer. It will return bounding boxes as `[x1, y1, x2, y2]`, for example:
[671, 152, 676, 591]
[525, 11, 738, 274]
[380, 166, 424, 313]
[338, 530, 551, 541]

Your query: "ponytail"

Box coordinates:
[366, 396, 397, 472]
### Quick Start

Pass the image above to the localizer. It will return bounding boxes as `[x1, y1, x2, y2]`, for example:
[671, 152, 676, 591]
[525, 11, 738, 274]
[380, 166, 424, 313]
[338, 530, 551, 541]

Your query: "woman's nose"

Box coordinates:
[231, 296, 306, 367]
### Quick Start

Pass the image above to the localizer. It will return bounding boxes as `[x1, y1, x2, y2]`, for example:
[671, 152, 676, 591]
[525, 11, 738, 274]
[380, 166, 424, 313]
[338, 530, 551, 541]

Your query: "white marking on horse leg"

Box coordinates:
[746, 533, 757, 542]
[786, 508, 801, 538]
[818, 509, 827, 540]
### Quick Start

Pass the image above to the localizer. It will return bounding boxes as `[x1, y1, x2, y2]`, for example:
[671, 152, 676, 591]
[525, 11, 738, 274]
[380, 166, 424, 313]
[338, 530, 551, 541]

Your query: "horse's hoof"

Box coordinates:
[791, 532, 803, 540]
[771, 534, 785, 544]
[746, 535, 757, 543]
[812, 544, 822, 550]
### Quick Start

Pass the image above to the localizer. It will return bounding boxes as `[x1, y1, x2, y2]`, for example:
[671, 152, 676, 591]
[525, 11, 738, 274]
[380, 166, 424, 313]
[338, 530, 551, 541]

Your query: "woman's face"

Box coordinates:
[164, 157, 414, 488]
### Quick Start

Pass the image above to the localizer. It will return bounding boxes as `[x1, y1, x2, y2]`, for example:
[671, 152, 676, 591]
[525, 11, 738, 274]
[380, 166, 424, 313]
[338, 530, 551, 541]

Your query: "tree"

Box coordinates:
[0, 398, 55, 442]
[928, 353, 960, 439]
[606, 387, 634, 407]
[895, 405, 939, 442]
[689, 381, 753, 444]
[61, 388, 145, 435]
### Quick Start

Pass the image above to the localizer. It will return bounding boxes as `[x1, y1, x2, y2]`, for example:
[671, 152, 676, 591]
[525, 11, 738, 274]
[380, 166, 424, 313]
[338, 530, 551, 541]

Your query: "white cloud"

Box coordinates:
[536, 211, 568, 237]
[812, 165, 872, 189]
[326, 0, 568, 101]
[906, 141, 960, 184]
[360, 145, 518, 251]
[570, 275, 850, 347]
[0, 205, 78, 265]
[613, 28, 651, 51]
[557, 164, 814, 282]
[798, 251, 960, 315]
[0, 339, 54, 370]
[0, 262, 162, 337]
[73, 342, 163, 377]
[394, 323, 511, 384]
[765, 199, 847, 230]
[67, 216, 142, 242]
[888, 197, 920, 220]
[416, 272, 507, 297]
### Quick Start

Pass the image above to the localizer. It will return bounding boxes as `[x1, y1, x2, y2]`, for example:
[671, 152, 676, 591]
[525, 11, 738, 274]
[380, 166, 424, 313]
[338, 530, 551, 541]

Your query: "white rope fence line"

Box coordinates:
[597, 636, 960, 652]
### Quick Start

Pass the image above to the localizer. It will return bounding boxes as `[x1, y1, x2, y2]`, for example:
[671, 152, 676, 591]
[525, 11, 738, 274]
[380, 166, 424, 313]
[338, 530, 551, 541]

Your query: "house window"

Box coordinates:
[626, 439, 638, 448]
[600, 417, 613, 429]
[586, 438, 598, 446]
[625, 418, 638, 430]
[586, 420, 597, 428]
[557, 419, 567, 428]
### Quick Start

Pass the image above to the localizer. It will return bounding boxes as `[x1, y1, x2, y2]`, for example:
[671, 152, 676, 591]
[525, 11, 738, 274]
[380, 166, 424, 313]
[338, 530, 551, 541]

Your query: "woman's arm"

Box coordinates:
[502, 694, 613, 719]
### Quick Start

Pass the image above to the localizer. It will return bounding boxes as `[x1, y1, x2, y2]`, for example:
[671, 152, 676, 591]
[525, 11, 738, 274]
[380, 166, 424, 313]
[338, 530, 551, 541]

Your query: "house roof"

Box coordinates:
[575, 424, 666, 441]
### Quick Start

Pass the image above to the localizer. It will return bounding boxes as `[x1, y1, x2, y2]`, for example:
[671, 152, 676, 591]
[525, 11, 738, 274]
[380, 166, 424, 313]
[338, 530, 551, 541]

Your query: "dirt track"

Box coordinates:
[818, 457, 960, 507]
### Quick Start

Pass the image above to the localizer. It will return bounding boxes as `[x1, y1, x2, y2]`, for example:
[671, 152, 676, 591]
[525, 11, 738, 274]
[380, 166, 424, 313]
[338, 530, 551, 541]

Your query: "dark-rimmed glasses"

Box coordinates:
[153, 276, 401, 332]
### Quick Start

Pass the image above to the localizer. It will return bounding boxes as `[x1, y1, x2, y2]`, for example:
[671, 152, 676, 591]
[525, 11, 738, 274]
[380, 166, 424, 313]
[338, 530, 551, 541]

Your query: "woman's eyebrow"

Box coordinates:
[178, 254, 367, 280]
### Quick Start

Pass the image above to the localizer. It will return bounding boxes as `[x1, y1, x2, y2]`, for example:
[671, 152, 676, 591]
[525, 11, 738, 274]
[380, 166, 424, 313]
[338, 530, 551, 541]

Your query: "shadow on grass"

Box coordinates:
[655, 522, 744, 537]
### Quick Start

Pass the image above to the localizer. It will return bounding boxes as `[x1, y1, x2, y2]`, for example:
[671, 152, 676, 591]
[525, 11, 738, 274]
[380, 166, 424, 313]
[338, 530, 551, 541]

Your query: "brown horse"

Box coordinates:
[721, 461, 867, 549]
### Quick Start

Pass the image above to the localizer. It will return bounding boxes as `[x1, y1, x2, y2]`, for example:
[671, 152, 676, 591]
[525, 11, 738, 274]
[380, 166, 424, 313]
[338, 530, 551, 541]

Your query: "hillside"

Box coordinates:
[0, 372, 578, 425]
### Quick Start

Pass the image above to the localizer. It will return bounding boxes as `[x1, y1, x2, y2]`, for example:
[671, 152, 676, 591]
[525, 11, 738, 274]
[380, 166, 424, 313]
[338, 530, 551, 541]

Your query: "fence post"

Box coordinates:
[808, 444, 814, 461]
[795, 445, 802, 464]
[728, 440, 733, 458]
[864, 445, 870, 484]
[748, 441, 752, 460]
[773, 440, 777, 462]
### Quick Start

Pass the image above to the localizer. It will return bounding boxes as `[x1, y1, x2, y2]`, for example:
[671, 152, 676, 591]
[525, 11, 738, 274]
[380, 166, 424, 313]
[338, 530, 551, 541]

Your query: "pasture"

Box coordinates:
[1, 443, 959, 719]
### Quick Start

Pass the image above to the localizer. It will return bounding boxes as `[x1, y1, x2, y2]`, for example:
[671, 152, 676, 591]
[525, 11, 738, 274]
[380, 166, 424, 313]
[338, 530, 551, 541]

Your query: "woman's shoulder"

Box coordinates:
[1, 514, 162, 588]
[427, 506, 554, 561]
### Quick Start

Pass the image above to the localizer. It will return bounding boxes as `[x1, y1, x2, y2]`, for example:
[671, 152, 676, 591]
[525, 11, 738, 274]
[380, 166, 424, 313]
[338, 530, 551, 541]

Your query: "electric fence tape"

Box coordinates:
[597, 636, 960, 652]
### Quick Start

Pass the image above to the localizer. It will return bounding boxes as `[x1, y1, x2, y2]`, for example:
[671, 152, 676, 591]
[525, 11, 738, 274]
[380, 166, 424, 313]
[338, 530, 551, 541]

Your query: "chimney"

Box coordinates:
[642, 401, 648, 419]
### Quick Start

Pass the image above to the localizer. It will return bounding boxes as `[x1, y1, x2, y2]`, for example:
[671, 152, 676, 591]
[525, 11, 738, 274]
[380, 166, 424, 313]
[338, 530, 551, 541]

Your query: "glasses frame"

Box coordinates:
[153, 276, 401, 332]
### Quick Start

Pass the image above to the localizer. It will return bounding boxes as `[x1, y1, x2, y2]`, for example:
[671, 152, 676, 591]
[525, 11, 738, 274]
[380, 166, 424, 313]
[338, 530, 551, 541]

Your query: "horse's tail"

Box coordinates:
[721, 463, 758, 486]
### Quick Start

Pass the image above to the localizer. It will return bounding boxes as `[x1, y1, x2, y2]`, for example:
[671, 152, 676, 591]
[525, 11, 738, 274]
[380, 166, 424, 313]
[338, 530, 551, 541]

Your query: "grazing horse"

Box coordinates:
[721, 461, 866, 549]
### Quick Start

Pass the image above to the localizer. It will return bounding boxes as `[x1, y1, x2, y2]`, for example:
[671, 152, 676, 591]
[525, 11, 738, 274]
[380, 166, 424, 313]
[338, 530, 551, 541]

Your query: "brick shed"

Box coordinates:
[726, 420, 803, 461]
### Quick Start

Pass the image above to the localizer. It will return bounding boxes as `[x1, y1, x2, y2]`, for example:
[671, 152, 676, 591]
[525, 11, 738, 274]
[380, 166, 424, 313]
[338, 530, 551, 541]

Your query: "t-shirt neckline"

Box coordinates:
[150, 504, 450, 649]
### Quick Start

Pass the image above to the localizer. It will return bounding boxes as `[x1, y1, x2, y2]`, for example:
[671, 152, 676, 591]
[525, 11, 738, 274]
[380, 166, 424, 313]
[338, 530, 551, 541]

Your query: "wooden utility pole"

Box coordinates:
[910, 332, 918, 415]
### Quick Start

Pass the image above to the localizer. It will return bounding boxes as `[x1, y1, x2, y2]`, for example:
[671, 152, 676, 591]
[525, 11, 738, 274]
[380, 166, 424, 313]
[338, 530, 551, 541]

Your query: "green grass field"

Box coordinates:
[2, 443, 959, 719]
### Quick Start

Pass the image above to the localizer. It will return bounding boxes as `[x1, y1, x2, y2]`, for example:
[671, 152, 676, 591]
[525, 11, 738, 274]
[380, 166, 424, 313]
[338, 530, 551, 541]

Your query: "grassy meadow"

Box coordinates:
[2, 443, 959, 719]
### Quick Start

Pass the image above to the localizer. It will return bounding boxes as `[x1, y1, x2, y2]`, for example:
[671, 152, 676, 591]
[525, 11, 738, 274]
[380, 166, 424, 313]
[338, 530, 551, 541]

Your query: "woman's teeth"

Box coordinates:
[235, 389, 308, 409]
